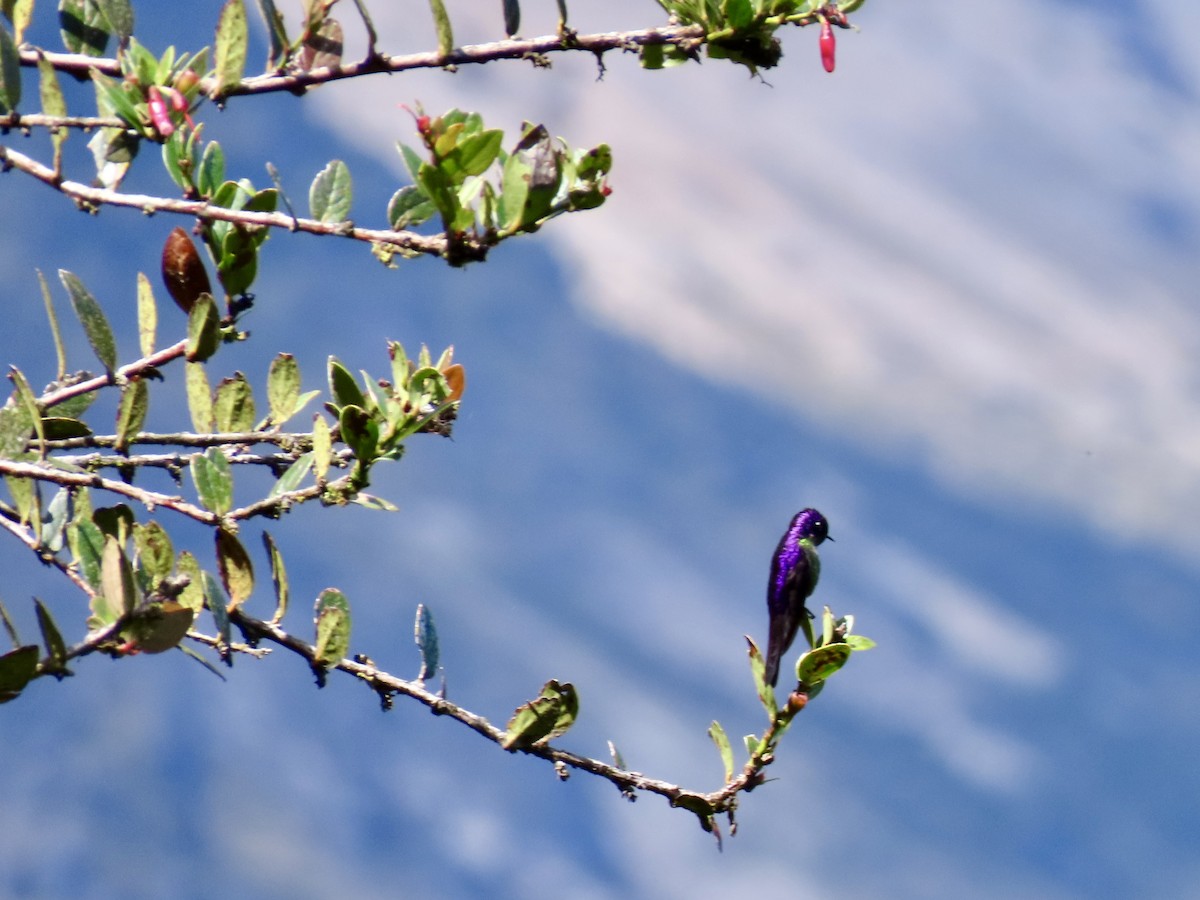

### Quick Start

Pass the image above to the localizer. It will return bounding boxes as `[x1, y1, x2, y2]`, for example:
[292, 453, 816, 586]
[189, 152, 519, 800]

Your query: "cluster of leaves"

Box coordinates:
[645, 0, 863, 71]
[383, 107, 612, 266]
[708, 607, 874, 797]
[2, 2, 613, 272]
[0, 244, 463, 700]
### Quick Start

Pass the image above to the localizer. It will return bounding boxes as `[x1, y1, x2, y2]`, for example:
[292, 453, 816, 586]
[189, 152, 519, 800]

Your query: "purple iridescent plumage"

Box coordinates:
[764, 508, 830, 687]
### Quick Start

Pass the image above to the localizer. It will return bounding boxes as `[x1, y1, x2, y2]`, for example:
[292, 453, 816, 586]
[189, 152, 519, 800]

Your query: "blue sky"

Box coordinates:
[2, 1, 1199, 898]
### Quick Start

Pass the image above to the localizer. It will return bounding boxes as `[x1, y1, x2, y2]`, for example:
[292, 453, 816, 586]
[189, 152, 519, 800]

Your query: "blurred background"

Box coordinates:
[2, 1, 1198, 897]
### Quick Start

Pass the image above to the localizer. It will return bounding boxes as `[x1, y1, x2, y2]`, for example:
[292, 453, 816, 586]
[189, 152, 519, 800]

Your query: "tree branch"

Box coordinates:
[224, 25, 709, 96]
[0, 143, 473, 262]
[228, 607, 747, 826]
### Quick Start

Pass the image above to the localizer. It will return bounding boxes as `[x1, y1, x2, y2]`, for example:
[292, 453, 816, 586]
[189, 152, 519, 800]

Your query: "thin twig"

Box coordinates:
[0, 457, 218, 523]
[0, 112, 124, 131]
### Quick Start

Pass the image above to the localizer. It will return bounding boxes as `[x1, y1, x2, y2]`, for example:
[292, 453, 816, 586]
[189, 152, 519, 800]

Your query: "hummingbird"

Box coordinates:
[764, 508, 830, 688]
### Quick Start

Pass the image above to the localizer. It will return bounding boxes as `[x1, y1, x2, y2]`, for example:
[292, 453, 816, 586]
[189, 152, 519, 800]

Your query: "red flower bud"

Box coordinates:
[165, 86, 188, 113]
[147, 85, 174, 137]
[819, 20, 836, 74]
[173, 68, 200, 94]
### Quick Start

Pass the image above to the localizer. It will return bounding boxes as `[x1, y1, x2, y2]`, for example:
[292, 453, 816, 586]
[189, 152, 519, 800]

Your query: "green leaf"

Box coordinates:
[41, 417, 90, 441]
[845, 634, 877, 652]
[34, 599, 69, 676]
[350, 492, 399, 512]
[269, 452, 313, 497]
[87, 123, 138, 190]
[42, 487, 72, 552]
[198, 140, 226, 199]
[124, 600, 193, 654]
[308, 159, 352, 223]
[387, 185, 436, 231]
[262, 530, 289, 623]
[191, 446, 232, 516]
[500, 149, 531, 235]
[311, 414, 332, 480]
[99, 533, 136, 620]
[0, 598, 18, 646]
[723, 0, 753, 29]
[213, 372, 255, 433]
[397, 141, 425, 184]
[213, 0, 249, 99]
[67, 515, 105, 590]
[0, 21, 22, 114]
[0, 645, 39, 703]
[114, 378, 148, 452]
[59, 0, 110, 56]
[327, 356, 365, 411]
[174, 550, 205, 615]
[3, 0, 33, 43]
[215, 527, 254, 609]
[185, 361, 214, 432]
[708, 720, 735, 784]
[502, 679, 579, 750]
[185, 292, 221, 362]
[266, 352, 300, 425]
[503, 0, 520, 36]
[446, 129, 503, 180]
[93, 504, 134, 545]
[0, 403, 32, 459]
[95, 0, 133, 43]
[200, 568, 231, 646]
[414, 602, 438, 682]
[4, 475, 35, 529]
[746, 634, 777, 716]
[427, 0, 453, 56]
[339, 405, 378, 463]
[132, 520, 174, 584]
[796, 642, 853, 685]
[313, 588, 351, 668]
[416, 162, 462, 231]
[37, 55, 68, 171]
[136, 272, 157, 357]
[36, 270, 68, 383]
[9, 365, 45, 458]
[60, 269, 117, 374]
[256, 0, 290, 70]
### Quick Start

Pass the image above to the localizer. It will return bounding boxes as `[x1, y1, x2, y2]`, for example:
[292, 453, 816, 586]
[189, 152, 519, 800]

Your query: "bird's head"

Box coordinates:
[795, 508, 831, 545]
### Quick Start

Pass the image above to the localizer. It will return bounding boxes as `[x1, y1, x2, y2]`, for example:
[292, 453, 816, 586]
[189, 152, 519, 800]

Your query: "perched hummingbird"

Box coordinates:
[764, 508, 830, 688]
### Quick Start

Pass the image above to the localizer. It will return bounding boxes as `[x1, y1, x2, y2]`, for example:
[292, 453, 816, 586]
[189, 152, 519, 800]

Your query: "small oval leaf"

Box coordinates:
[191, 446, 232, 516]
[215, 527, 254, 609]
[309, 159, 353, 223]
[60, 269, 117, 374]
[213, 0, 249, 98]
[313, 588, 351, 668]
[213, 372, 256, 433]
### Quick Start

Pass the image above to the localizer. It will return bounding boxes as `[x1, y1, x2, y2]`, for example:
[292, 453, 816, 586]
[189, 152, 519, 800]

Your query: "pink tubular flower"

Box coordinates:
[147, 85, 174, 137]
[819, 20, 836, 73]
[163, 86, 196, 129]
